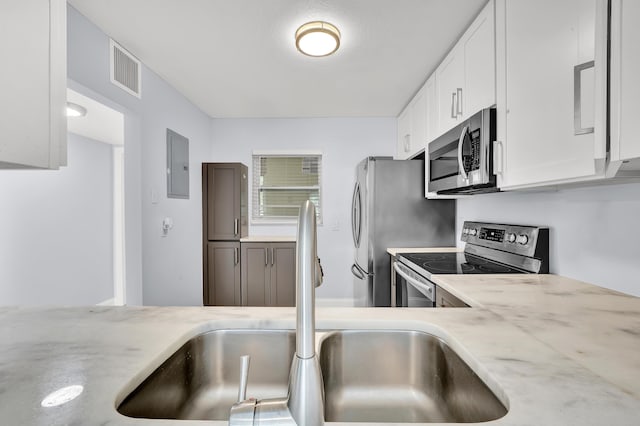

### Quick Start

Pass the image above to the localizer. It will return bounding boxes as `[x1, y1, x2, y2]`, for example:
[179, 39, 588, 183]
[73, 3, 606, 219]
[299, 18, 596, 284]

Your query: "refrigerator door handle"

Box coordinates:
[351, 182, 361, 248]
[351, 263, 365, 280]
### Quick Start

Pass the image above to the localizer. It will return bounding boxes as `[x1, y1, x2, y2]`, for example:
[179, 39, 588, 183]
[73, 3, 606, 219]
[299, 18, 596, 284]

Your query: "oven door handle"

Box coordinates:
[457, 125, 469, 182]
[393, 262, 435, 301]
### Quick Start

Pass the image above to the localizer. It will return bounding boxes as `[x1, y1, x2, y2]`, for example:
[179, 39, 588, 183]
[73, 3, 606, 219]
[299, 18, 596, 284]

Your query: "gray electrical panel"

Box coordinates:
[167, 129, 189, 199]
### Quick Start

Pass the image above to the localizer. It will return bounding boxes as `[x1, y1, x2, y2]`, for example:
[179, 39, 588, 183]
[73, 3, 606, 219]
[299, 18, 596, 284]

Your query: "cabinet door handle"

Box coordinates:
[493, 140, 504, 176]
[234, 218, 239, 236]
[456, 88, 463, 116]
[403, 134, 411, 152]
[450, 92, 457, 119]
[271, 248, 275, 266]
[574, 60, 595, 135]
[234, 247, 239, 265]
[264, 248, 268, 266]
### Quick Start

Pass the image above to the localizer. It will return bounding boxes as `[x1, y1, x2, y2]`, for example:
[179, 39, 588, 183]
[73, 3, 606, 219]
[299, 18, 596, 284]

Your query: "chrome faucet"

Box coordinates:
[229, 200, 324, 426]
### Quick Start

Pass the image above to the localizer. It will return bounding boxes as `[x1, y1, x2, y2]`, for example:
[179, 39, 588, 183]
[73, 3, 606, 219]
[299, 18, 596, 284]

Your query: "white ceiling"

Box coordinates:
[68, 0, 487, 118]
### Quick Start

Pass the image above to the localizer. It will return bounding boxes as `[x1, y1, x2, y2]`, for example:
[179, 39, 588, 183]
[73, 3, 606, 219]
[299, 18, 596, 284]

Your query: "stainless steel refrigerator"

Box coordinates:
[350, 157, 455, 307]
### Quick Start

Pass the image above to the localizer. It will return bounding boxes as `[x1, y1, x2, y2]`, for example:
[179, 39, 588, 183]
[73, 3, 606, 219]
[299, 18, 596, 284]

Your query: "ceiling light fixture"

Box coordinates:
[66, 102, 87, 118]
[295, 21, 341, 57]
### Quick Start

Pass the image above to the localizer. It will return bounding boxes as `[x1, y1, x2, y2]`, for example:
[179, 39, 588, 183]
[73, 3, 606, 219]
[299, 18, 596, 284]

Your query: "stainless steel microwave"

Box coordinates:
[428, 108, 498, 194]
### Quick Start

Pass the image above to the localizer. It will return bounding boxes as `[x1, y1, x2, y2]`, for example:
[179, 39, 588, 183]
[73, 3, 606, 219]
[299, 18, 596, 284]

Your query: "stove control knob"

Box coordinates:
[516, 234, 529, 245]
[506, 233, 516, 243]
[463, 228, 469, 235]
[469, 228, 478, 236]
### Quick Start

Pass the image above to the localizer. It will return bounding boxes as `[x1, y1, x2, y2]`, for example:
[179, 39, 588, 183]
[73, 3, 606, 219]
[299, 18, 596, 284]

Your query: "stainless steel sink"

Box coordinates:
[117, 329, 296, 420]
[318, 330, 508, 423]
[118, 328, 507, 423]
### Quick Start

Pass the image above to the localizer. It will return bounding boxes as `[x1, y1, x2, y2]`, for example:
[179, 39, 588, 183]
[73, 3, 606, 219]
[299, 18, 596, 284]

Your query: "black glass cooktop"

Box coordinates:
[399, 252, 524, 275]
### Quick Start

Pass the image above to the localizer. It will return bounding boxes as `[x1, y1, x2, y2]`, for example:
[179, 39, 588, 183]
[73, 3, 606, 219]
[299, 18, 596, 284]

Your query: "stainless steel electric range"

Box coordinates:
[393, 221, 549, 307]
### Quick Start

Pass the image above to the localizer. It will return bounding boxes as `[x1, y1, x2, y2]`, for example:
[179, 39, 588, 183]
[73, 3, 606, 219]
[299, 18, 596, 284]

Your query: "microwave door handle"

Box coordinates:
[393, 262, 434, 301]
[457, 125, 469, 181]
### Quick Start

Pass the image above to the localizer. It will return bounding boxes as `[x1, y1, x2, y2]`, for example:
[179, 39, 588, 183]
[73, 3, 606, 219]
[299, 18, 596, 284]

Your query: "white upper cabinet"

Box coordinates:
[463, 3, 496, 120]
[396, 104, 412, 159]
[424, 74, 438, 144]
[0, 0, 67, 169]
[494, 0, 608, 189]
[609, 0, 640, 170]
[436, 48, 465, 135]
[435, 0, 495, 139]
[396, 82, 428, 160]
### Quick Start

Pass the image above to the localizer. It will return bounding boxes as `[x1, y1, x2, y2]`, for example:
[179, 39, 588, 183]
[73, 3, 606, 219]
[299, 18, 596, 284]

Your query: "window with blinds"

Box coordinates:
[252, 153, 322, 223]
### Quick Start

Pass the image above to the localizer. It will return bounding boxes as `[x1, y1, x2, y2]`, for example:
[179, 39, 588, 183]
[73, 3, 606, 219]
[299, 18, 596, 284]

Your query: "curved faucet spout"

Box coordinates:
[229, 200, 324, 426]
[288, 200, 324, 426]
[295, 200, 321, 359]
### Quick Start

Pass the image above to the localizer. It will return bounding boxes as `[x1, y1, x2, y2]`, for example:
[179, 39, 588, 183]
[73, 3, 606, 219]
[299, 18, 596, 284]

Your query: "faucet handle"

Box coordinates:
[229, 355, 257, 426]
[237, 355, 250, 402]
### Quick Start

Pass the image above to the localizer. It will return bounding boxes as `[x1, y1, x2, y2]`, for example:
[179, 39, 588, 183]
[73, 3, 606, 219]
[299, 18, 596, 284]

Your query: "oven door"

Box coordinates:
[393, 261, 435, 308]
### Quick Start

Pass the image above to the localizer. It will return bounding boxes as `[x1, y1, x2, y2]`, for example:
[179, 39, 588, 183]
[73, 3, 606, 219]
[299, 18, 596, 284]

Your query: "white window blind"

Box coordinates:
[252, 153, 322, 223]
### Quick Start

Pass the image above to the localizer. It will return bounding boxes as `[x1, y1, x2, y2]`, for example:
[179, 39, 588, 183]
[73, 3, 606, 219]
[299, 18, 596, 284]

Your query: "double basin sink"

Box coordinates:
[117, 329, 508, 423]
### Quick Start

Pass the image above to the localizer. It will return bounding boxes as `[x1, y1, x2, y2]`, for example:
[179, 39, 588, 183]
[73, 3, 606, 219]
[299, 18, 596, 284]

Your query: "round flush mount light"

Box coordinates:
[295, 21, 341, 57]
[66, 102, 87, 118]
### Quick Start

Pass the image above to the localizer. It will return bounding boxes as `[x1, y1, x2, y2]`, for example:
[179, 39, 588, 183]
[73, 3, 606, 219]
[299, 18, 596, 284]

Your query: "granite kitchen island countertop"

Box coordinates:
[1, 274, 639, 425]
[431, 273, 640, 400]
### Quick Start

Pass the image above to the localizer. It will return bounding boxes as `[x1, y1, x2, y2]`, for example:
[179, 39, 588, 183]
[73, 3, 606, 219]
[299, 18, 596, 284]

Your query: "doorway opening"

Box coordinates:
[67, 88, 126, 305]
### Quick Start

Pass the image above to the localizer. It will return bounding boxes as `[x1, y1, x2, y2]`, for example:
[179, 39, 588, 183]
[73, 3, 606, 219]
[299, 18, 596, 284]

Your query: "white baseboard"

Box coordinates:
[316, 298, 355, 307]
[96, 298, 116, 306]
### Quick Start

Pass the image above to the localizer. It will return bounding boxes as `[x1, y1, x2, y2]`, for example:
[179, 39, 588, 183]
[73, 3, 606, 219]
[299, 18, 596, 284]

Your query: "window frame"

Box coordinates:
[251, 150, 323, 225]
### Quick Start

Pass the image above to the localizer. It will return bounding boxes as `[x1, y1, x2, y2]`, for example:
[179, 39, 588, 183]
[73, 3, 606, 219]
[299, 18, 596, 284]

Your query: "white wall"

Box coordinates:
[68, 6, 212, 306]
[211, 118, 395, 301]
[457, 182, 640, 296]
[0, 134, 114, 305]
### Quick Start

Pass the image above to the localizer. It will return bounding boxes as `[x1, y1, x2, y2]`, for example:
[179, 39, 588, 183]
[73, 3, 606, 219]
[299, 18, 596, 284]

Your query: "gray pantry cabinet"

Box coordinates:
[202, 162, 295, 307]
[202, 162, 247, 306]
[203, 163, 248, 241]
[205, 241, 240, 306]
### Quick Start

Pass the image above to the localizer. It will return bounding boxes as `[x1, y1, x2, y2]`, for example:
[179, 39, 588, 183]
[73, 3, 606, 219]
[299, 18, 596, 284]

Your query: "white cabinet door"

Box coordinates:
[610, 0, 640, 163]
[495, 0, 607, 189]
[436, 48, 464, 136]
[409, 83, 427, 155]
[396, 83, 428, 160]
[0, 0, 67, 169]
[463, 2, 496, 119]
[434, 0, 495, 139]
[425, 74, 438, 144]
[396, 104, 411, 160]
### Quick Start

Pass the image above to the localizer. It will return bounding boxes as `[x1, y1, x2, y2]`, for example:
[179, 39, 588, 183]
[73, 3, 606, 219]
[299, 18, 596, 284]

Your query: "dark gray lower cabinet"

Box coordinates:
[435, 285, 469, 308]
[205, 241, 240, 306]
[241, 242, 296, 307]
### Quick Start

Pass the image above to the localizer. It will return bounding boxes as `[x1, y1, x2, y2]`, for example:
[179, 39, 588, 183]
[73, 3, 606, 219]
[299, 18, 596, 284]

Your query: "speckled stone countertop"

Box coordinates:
[431, 274, 640, 400]
[1, 276, 639, 425]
